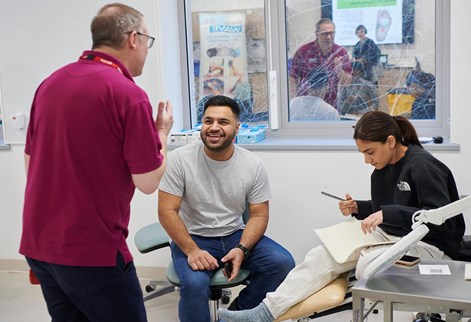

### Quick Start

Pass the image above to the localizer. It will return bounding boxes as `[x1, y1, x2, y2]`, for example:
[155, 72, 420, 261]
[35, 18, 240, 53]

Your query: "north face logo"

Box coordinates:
[397, 181, 411, 191]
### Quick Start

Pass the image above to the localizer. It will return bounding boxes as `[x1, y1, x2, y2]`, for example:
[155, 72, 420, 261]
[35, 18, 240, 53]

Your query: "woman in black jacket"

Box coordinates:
[219, 111, 465, 322]
[352, 24, 381, 84]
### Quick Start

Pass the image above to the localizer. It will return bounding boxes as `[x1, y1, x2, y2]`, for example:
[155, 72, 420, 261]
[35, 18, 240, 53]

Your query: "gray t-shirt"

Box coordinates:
[289, 96, 340, 121]
[159, 141, 271, 236]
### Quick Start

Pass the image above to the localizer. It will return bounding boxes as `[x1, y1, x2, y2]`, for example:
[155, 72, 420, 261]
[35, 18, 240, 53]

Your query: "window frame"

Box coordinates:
[0, 78, 7, 148]
[177, 0, 451, 142]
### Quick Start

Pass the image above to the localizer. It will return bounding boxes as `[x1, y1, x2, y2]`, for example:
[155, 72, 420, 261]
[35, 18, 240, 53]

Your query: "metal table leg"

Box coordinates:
[383, 301, 393, 322]
[352, 292, 365, 322]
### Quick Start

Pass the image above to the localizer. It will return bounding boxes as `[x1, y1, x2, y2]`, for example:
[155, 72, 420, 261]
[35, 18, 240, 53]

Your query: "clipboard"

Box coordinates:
[315, 217, 396, 263]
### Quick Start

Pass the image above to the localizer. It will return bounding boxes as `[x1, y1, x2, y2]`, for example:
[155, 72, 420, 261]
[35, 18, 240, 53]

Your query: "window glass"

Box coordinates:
[181, 0, 448, 140]
[0, 89, 3, 142]
[187, 0, 268, 127]
[286, 0, 436, 122]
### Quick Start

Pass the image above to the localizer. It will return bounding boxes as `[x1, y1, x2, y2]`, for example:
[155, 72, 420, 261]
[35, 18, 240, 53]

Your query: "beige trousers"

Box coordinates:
[264, 230, 446, 318]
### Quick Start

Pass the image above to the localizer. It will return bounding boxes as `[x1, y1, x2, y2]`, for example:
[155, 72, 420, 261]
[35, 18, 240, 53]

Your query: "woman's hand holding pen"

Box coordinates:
[338, 193, 358, 216]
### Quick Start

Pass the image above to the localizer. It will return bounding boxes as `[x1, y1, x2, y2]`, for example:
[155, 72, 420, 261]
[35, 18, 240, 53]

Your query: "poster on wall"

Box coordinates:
[199, 12, 249, 99]
[323, 0, 415, 46]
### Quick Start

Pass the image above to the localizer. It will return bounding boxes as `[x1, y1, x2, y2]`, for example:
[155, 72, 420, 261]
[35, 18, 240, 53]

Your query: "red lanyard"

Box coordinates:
[80, 54, 123, 75]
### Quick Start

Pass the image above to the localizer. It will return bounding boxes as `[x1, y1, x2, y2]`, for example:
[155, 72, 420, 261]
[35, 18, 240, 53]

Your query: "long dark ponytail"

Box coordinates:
[353, 111, 422, 147]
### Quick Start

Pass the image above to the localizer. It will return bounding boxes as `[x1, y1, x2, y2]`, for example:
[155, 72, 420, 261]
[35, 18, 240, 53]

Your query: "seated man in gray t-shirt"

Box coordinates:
[158, 95, 295, 322]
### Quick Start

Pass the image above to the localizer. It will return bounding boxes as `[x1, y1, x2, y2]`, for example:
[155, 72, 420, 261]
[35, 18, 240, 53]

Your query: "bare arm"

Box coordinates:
[132, 101, 174, 194]
[289, 76, 299, 98]
[158, 190, 219, 271]
[239, 201, 269, 250]
[24, 153, 30, 175]
[131, 154, 167, 194]
[335, 57, 351, 86]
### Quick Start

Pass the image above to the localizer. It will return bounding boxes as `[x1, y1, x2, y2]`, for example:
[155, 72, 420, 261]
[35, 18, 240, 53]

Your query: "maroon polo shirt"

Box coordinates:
[290, 40, 352, 107]
[20, 50, 163, 266]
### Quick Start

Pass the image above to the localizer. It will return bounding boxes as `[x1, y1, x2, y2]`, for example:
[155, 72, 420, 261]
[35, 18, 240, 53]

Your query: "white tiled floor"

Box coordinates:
[0, 270, 460, 322]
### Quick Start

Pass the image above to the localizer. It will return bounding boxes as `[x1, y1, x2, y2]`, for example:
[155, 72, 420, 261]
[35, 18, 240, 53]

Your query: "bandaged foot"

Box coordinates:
[218, 302, 274, 322]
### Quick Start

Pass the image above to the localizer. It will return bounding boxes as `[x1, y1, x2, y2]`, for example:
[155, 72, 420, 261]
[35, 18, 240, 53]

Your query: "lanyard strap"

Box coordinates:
[80, 54, 123, 75]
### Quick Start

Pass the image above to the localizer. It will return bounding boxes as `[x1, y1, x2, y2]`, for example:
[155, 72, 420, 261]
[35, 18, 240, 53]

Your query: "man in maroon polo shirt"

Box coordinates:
[19, 3, 173, 322]
[289, 18, 352, 108]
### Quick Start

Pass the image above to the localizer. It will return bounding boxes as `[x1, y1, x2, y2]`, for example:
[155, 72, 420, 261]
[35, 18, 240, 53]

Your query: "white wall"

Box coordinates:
[0, 0, 166, 144]
[1, 0, 471, 268]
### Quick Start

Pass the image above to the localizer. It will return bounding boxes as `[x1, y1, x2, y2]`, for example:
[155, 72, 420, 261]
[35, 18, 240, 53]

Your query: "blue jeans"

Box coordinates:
[171, 230, 295, 322]
[26, 253, 147, 322]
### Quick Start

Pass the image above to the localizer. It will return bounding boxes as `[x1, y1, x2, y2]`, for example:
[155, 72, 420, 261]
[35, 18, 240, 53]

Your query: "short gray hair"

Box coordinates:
[91, 3, 144, 49]
[315, 18, 335, 33]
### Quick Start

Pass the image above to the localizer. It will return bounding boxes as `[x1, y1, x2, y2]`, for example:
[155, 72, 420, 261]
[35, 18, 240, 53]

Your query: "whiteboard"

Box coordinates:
[0, 0, 162, 144]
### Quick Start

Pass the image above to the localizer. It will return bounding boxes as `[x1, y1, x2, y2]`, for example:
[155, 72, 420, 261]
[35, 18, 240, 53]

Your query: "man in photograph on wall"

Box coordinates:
[289, 18, 352, 108]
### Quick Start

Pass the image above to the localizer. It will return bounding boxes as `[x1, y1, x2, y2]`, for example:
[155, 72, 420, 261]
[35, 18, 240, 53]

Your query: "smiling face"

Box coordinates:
[200, 105, 240, 160]
[355, 137, 397, 170]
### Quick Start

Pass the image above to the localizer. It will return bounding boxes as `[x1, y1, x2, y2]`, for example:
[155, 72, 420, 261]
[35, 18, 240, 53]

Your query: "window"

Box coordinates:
[178, 0, 450, 141]
[178, 0, 268, 126]
[0, 85, 4, 144]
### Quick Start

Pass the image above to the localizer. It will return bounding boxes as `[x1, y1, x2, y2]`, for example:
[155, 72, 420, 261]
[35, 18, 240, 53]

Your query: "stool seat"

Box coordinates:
[134, 221, 252, 322]
[166, 260, 251, 289]
[134, 223, 170, 253]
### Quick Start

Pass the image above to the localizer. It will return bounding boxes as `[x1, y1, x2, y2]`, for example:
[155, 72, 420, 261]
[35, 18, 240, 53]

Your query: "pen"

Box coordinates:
[321, 191, 345, 201]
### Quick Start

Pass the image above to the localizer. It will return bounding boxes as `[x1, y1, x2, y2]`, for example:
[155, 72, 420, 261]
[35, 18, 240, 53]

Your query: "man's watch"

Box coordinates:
[236, 243, 251, 260]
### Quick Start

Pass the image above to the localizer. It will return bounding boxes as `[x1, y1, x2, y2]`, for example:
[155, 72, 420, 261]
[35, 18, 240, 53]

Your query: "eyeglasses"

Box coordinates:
[316, 31, 336, 37]
[126, 31, 156, 49]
